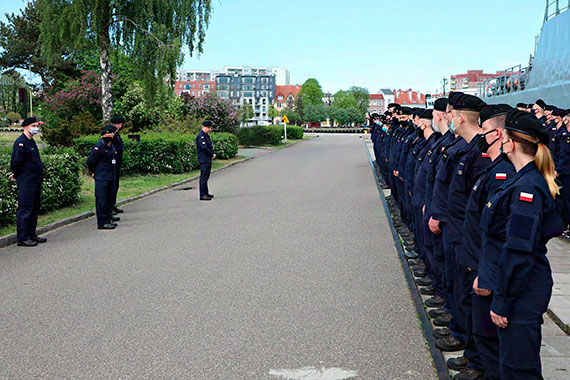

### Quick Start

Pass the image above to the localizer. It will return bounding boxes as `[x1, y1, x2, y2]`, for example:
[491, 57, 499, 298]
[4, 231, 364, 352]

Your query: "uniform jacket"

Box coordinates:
[10, 133, 43, 184]
[196, 130, 215, 163]
[87, 140, 117, 181]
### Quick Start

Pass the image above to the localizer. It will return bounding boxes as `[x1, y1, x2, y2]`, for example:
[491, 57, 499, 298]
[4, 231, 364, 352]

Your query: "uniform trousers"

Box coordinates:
[95, 179, 115, 227]
[472, 291, 500, 380]
[16, 181, 42, 241]
[112, 165, 121, 207]
[430, 230, 446, 298]
[199, 162, 212, 197]
[558, 175, 570, 228]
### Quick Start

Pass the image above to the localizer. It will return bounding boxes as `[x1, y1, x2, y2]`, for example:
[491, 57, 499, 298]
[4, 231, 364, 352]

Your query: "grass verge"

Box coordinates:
[0, 156, 244, 237]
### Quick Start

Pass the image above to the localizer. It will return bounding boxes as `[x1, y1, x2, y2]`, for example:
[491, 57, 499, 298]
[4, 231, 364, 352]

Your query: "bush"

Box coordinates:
[0, 150, 82, 227]
[285, 125, 304, 140]
[6, 111, 22, 124]
[238, 125, 283, 146]
[182, 92, 239, 134]
[74, 132, 238, 175]
[41, 111, 101, 147]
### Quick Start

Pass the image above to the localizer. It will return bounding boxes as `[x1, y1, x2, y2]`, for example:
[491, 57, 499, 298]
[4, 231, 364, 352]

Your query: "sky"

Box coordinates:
[1, 0, 547, 94]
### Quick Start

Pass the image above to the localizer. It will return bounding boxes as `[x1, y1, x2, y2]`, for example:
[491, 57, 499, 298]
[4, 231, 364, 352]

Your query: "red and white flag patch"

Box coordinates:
[18, 143, 24, 146]
[441, 147, 445, 152]
[495, 173, 507, 180]
[519, 192, 534, 203]
[481, 153, 490, 158]
[94, 147, 99, 150]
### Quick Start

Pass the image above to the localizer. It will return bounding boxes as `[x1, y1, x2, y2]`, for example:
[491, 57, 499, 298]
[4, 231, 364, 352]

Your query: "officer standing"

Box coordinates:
[110, 116, 125, 215]
[87, 125, 119, 229]
[10, 117, 47, 247]
[196, 121, 216, 201]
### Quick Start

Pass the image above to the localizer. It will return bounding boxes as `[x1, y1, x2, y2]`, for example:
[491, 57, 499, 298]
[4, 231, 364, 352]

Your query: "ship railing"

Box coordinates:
[544, 0, 570, 22]
[478, 64, 532, 99]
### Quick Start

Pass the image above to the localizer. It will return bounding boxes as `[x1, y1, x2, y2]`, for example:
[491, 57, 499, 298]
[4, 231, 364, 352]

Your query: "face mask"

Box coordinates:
[382, 127, 387, 132]
[102, 137, 113, 144]
[400, 120, 408, 127]
[499, 139, 511, 155]
[30, 127, 40, 135]
[477, 130, 499, 153]
[448, 118, 457, 134]
[432, 121, 440, 133]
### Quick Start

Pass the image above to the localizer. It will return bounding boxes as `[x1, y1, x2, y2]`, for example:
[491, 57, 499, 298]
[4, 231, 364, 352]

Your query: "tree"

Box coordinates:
[304, 103, 328, 123]
[239, 103, 254, 125]
[0, 1, 81, 91]
[349, 86, 370, 116]
[39, 0, 213, 121]
[268, 104, 280, 120]
[182, 92, 239, 134]
[282, 107, 303, 126]
[298, 78, 323, 106]
[332, 90, 357, 109]
[0, 71, 27, 115]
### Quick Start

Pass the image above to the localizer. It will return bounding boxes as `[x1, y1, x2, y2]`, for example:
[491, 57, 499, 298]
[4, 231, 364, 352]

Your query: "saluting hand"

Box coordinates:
[490, 310, 508, 328]
[473, 276, 491, 296]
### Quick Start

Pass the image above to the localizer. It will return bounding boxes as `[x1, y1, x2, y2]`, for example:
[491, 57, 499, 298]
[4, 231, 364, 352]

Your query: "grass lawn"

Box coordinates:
[0, 156, 245, 237]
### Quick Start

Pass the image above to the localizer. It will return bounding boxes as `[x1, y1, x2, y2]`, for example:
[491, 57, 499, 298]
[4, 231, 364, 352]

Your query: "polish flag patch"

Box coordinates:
[94, 147, 99, 150]
[495, 173, 507, 180]
[481, 153, 490, 158]
[441, 147, 445, 152]
[18, 143, 24, 146]
[519, 192, 534, 203]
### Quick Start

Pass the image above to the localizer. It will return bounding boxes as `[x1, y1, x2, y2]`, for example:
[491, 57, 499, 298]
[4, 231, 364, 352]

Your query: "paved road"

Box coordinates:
[0, 135, 436, 380]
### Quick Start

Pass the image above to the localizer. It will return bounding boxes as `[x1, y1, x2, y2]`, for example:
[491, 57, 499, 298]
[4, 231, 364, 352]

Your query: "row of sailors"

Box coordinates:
[370, 93, 569, 380]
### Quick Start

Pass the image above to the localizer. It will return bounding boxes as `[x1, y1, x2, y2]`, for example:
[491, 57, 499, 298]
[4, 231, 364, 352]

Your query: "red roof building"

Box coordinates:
[394, 89, 426, 107]
[174, 80, 216, 97]
[368, 94, 385, 114]
[450, 70, 506, 94]
[274, 85, 302, 111]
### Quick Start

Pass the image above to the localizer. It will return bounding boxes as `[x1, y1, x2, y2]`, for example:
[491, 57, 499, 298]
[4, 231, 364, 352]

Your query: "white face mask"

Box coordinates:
[30, 127, 40, 135]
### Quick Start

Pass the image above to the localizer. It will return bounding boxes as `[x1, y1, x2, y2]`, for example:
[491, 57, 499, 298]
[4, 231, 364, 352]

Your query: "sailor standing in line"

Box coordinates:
[196, 121, 216, 201]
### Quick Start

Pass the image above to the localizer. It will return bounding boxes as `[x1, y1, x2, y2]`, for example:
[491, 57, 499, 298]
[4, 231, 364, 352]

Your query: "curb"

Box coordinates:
[364, 143, 451, 380]
[0, 156, 254, 250]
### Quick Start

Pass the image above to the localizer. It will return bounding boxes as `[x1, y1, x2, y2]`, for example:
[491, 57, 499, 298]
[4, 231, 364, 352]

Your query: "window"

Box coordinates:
[192, 91, 195, 96]
[198, 84, 201, 88]
[217, 77, 230, 83]
[242, 77, 254, 84]
[277, 103, 282, 107]
[261, 91, 267, 97]
[262, 99, 266, 104]
[244, 91, 253, 97]
[262, 106, 266, 112]
[198, 91, 201, 96]
[192, 84, 196, 88]
[242, 85, 254, 90]
[217, 91, 229, 97]
[277, 95, 284, 101]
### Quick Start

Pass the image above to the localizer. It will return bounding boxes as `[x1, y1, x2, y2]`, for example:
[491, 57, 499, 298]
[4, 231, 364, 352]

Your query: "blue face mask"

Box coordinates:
[448, 118, 457, 134]
[432, 121, 440, 133]
[382, 127, 387, 132]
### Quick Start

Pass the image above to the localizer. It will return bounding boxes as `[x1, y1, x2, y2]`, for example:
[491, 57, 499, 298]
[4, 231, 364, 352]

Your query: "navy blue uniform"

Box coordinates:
[111, 131, 124, 208]
[87, 140, 117, 227]
[10, 134, 44, 242]
[196, 130, 215, 197]
[480, 162, 563, 380]
[463, 154, 516, 380]
[557, 129, 570, 229]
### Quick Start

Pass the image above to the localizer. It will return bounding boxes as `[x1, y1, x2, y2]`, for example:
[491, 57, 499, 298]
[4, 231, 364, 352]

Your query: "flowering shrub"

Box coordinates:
[182, 92, 239, 134]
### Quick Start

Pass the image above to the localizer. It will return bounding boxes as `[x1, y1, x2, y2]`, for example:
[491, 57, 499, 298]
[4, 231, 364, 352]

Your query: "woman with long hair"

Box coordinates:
[479, 109, 563, 380]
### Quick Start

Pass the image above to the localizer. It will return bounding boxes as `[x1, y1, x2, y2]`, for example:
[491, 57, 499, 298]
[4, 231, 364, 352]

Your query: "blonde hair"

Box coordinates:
[508, 130, 560, 198]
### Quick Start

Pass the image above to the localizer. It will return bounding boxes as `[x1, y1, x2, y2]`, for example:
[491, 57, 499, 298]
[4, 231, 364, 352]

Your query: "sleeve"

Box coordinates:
[86, 146, 100, 174]
[10, 140, 26, 177]
[207, 138, 215, 156]
[491, 188, 543, 317]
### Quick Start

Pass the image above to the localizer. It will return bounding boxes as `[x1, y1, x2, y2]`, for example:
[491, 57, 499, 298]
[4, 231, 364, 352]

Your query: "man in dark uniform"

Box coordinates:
[87, 125, 119, 229]
[10, 117, 47, 246]
[196, 121, 216, 201]
[110, 116, 125, 214]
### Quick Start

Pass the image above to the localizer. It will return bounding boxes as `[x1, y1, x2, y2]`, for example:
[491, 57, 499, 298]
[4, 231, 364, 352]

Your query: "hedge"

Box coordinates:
[0, 151, 83, 227]
[237, 125, 303, 146]
[74, 132, 238, 175]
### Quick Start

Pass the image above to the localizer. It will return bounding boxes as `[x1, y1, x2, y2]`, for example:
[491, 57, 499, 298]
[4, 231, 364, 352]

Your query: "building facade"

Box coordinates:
[394, 89, 426, 108]
[216, 74, 276, 124]
[450, 70, 505, 95]
[274, 85, 301, 112]
[174, 80, 216, 97]
[368, 94, 385, 114]
[177, 66, 290, 86]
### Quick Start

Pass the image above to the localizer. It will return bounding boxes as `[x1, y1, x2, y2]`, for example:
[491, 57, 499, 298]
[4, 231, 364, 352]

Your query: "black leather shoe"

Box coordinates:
[207, 194, 214, 198]
[113, 207, 124, 213]
[408, 258, 422, 266]
[433, 327, 451, 339]
[415, 277, 432, 286]
[425, 295, 445, 308]
[420, 286, 435, 295]
[17, 239, 38, 247]
[110, 216, 120, 222]
[447, 356, 469, 371]
[433, 312, 453, 326]
[200, 196, 212, 201]
[32, 236, 47, 243]
[98, 224, 116, 230]
[414, 269, 428, 277]
[404, 251, 419, 259]
[428, 306, 446, 318]
[453, 368, 485, 380]
[410, 264, 425, 271]
[436, 336, 465, 352]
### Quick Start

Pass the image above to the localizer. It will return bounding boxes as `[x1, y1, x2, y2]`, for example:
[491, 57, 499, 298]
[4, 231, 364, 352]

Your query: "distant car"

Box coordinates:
[308, 122, 321, 127]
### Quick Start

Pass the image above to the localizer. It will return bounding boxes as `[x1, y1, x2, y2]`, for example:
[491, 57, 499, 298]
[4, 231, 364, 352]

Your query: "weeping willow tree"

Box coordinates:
[38, 0, 212, 121]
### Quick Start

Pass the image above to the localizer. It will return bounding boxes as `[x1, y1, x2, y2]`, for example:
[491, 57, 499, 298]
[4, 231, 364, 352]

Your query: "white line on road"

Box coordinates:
[268, 366, 358, 379]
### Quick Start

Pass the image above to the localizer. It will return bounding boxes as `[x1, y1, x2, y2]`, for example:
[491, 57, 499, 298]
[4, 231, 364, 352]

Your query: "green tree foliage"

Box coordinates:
[282, 107, 303, 126]
[0, 71, 26, 115]
[333, 90, 357, 109]
[38, 0, 213, 121]
[182, 92, 239, 134]
[239, 102, 254, 124]
[304, 103, 328, 123]
[350, 86, 370, 115]
[298, 78, 324, 106]
[0, 1, 80, 90]
[41, 111, 101, 146]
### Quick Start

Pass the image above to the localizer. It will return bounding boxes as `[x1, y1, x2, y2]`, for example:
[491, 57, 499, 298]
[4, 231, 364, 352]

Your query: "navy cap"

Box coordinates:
[447, 91, 464, 107]
[452, 94, 486, 112]
[434, 98, 448, 112]
[535, 99, 547, 109]
[516, 103, 527, 108]
[101, 125, 117, 135]
[552, 108, 565, 117]
[420, 109, 433, 120]
[202, 120, 213, 127]
[401, 107, 413, 116]
[479, 104, 512, 124]
[21, 117, 37, 127]
[110, 116, 124, 124]
[544, 105, 556, 111]
[505, 109, 550, 145]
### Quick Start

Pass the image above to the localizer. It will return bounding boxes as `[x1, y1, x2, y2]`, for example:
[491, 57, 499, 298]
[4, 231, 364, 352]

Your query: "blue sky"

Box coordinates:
[1, 0, 546, 94]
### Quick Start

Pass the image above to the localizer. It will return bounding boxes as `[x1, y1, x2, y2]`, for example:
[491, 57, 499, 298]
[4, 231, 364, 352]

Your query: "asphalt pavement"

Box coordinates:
[0, 135, 436, 380]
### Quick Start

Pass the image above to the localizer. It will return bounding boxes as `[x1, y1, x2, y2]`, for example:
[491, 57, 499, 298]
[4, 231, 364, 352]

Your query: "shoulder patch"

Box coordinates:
[94, 147, 99, 150]
[519, 192, 534, 203]
[481, 153, 490, 158]
[201, 136, 205, 139]
[495, 173, 507, 180]
[18, 143, 24, 147]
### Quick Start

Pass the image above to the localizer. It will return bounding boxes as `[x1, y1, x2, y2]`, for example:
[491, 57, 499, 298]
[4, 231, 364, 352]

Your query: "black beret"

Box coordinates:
[401, 107, 413, 116]
[21, 117, 37, 127]
[420, 109, 433, 120]
[516, 103, 527, 108]
[479, 104, 512, 124]
[434, 98, 448, 112]
[412, 108, 423, 118]
[447, 91, 464, 107]
[202, 120, 213, 127]
[387, 103, 399, 109]
[384, 111, 393, 117]
[101, 125, 117, 135]
[552, 108, 566, 117]
[564, 109, 570, 117]
[110, 116, 124, 124]
[544, 105, 556, 111]
[535, 99, 547, 109]
[505, 109, 550, 145]
[453, 94, 486, 112]
[527, 103, 535, 108]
